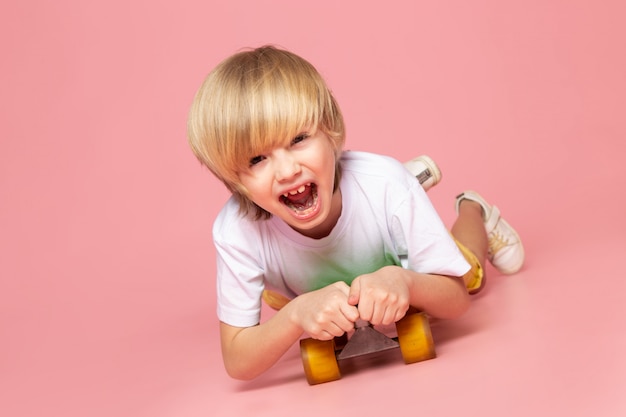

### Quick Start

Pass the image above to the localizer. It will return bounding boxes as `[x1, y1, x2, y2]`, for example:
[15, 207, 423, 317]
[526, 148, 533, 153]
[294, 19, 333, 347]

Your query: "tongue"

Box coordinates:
[285, 186, 314, 210]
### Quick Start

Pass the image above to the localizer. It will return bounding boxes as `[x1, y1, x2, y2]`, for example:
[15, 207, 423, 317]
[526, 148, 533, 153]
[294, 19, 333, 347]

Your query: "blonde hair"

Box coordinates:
[187, 46, 345, 218]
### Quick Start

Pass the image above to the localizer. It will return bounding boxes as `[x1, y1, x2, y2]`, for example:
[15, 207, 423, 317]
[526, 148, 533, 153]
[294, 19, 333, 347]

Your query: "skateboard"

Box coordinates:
[299, 311, 436, 385]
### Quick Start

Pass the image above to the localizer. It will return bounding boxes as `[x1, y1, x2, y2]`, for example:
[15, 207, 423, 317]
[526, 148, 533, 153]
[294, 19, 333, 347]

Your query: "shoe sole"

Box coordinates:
[404, 155, 442, 190]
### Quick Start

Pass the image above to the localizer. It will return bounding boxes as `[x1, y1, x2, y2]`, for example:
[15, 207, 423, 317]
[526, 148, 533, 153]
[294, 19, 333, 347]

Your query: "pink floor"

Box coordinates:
[2, 1, 625, 416]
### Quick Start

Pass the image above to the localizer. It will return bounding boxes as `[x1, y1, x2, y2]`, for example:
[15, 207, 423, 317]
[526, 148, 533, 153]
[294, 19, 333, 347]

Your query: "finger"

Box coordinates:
[328, 317, 355, 337]
[347, 278, 360, 306]
[315, 330, 336, 341]
[339, 303, 360, 324]
[357, 298, 374, 322]
[394, 305, 409, 323]
[369, 304, 386, 326]
[382, 307, 398, 326]
[333, 280, 351, 295]
[312, 322, 343, 340]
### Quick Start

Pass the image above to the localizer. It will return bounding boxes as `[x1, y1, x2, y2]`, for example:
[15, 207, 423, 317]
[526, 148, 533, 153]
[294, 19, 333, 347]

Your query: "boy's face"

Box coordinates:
[239, 130, 341, 238]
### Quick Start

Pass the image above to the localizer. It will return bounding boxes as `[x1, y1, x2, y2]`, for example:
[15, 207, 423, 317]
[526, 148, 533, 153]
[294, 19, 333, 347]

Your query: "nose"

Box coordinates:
[273, 150, 301, 182]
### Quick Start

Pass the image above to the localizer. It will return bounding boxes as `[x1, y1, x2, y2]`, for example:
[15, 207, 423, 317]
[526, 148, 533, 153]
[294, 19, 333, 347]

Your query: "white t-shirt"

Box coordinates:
[212, 151, 471, 327]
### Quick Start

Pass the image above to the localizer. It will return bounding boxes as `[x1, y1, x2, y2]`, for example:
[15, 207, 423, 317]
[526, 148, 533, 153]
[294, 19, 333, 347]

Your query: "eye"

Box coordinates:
[291, 133, 309, 145]
[249, 155, 266, 167]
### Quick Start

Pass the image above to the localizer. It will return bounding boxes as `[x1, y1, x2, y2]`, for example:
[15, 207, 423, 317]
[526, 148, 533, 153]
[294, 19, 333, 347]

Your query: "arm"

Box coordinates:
[220, 281, 359, 380]
[348, 265, 470, 326]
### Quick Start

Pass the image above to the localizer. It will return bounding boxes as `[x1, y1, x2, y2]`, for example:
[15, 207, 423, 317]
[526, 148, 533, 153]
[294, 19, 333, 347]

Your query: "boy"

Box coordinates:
[187, 46, 524, 380]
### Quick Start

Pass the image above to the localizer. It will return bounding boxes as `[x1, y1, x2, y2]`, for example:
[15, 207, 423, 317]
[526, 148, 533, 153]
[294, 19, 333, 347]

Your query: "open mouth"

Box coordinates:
[280, 183, 319, 215]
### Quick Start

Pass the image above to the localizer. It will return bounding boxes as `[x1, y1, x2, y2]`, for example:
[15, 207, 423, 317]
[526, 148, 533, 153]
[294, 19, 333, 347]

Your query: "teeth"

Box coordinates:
[283, 183, 309, 197]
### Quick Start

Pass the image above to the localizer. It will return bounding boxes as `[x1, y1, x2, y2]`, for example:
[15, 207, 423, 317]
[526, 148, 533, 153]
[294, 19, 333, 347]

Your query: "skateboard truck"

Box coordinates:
[336, 319, 399, 360]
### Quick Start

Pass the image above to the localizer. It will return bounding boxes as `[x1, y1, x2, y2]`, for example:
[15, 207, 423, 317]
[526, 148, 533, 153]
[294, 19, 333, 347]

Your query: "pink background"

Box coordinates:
[2, 1, 625, 416]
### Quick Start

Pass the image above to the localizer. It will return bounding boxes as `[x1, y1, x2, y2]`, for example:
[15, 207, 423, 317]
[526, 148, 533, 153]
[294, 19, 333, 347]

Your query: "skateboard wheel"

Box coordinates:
[395, 312, 436, 364]
[299, 338, 341, 385]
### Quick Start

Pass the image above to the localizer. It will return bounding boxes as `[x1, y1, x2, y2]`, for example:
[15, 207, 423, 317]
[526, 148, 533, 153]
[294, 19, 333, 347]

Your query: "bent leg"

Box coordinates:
[451, 200, 488, 293]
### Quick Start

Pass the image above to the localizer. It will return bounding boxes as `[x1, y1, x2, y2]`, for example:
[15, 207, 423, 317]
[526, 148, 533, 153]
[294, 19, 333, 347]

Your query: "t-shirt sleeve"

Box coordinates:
[213, 211, 265, 328]
[390, 179, 471, 277]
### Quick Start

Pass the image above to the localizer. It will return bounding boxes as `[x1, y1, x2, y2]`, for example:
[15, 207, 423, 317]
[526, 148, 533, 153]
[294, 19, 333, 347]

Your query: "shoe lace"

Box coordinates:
[488, 230, 510, 257]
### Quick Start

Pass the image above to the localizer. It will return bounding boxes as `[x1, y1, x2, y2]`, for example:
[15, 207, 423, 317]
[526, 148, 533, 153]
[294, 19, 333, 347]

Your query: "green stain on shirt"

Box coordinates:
[307, 251, 400, 292]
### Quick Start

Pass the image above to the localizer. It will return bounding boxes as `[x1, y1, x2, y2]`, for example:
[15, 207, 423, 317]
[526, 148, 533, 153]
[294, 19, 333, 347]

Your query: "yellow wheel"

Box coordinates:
[299, 338, 341, 385]
[395, 312, 436, 364]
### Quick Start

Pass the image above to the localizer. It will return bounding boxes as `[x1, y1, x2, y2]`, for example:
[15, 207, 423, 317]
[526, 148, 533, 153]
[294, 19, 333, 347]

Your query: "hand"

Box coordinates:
[348, 266, 411, 326]
[291, 281, 359, 340]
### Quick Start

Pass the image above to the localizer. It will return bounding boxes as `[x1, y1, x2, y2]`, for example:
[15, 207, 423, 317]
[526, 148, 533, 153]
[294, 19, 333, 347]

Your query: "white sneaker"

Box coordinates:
[403, 155, 442, 191]
[455, 191, 525, 274]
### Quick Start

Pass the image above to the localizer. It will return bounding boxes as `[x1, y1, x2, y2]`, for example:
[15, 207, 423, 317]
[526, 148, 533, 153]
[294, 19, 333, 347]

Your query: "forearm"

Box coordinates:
[399, 267, 471, 319]
[220, 303, 304, 380]
[220, 282, 358, 380]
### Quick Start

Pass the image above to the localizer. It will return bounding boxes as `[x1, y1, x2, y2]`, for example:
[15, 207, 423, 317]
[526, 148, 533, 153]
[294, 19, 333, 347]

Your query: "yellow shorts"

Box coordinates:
[453, 237, 484, 294]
